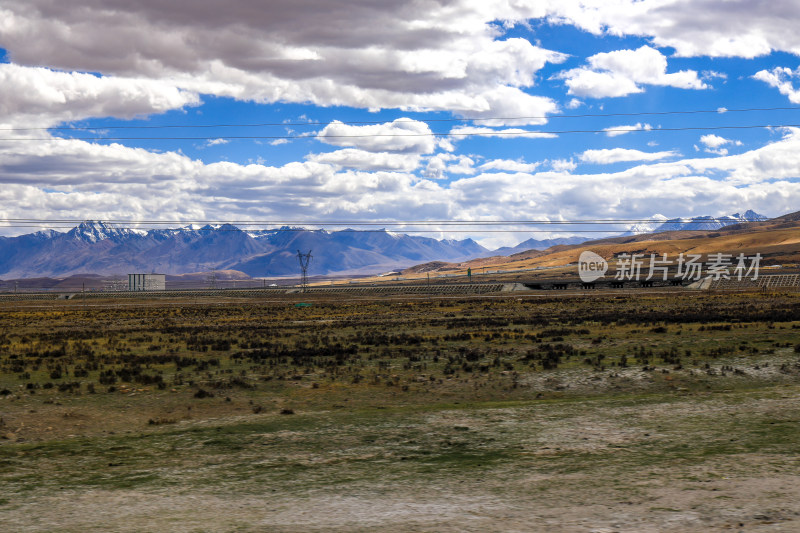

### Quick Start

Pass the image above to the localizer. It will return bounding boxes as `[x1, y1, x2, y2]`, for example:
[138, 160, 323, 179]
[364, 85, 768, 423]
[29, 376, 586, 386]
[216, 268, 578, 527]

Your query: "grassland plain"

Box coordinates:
[1, 290, 800, 531]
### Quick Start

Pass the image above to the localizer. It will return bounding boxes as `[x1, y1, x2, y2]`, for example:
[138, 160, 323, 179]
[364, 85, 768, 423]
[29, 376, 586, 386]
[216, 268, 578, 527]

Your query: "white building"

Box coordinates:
[128, 273, 166, 291]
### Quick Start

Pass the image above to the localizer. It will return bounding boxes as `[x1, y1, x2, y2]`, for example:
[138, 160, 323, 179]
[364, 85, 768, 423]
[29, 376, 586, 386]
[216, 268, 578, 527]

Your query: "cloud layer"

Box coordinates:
[0, 63, 198, 128]
[4, 1, 795, 121]
[542, 0, 800, 58]
[0, 1, 799, 248]
[0, 1, 569, 123]
[0, 124, 797, 246]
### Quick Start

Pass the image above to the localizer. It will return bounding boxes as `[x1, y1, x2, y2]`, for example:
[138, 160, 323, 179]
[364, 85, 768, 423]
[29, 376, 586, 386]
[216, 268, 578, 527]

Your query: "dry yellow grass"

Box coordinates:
[379, 218, 800, 282]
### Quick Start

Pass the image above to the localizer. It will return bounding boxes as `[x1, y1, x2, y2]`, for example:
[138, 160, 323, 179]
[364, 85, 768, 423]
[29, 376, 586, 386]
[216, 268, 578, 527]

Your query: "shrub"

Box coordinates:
[148, 417, 176, 426]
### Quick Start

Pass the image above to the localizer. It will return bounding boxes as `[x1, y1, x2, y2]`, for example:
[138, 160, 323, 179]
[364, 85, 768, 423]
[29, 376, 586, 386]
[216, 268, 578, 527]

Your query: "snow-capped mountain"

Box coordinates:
[0, 221, 489, 279]
[623, 210, 767, 235]
[0, 212, 772, 279]
[65, 220, 146, 243]
[651, 210, 767, 232]
[494, 210, 769, 256]
[624, 215, 669, 235]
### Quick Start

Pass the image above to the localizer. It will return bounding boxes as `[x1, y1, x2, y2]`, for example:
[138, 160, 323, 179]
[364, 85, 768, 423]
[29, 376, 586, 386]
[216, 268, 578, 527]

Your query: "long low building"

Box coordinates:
[128, 273, 166, 291]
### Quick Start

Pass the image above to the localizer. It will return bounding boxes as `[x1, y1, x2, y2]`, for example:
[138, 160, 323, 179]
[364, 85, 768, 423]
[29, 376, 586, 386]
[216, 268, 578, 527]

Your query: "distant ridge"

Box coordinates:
[490, 210, 768, 256]
[492, 236, 590, 256]
[0, 222, 488, 279]
[399, 209, 795, 275]
[0, 210, 778, 279]
[624, 210, 767, 235]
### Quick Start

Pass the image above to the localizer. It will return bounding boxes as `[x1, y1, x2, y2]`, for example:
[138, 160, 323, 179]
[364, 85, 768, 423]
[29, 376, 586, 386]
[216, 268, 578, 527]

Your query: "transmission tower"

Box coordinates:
[206, 269, 218, 290]
[297, 250, 312, 292]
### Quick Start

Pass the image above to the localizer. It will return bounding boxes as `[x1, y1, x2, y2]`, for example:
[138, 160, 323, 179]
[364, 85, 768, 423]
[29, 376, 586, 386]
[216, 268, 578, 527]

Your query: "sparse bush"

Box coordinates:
[148, 417, 176, 426]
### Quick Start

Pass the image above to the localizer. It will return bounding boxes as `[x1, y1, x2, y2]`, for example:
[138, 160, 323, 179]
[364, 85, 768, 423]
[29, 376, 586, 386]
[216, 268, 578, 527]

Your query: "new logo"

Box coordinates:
[578, 251, 608, 283]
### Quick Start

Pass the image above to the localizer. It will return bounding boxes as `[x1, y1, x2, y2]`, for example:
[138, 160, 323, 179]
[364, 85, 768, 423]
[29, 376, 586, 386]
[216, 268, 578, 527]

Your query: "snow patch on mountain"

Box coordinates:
[66, 220, 144, 244]
[651, 210, 767, 232]
[625, 214, 668, 235]
[0, 221, 490, 278]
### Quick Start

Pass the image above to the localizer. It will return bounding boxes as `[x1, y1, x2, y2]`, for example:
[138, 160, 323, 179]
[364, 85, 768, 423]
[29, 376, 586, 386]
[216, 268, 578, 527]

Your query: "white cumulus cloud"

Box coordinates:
[698, 134, 743, 155]
[449, 126, 557, 139]
[307, 149, 421, 172]
[0, 63, 199, 127]
[556, 46, 707, 98]
[603, 123, 653, 137]
[550, 159, 577, 172]
[580, 148, 679, 164]
[204, 138, 229, 147]
[754, 66, 800, 103]
[0, 1, 567, 123]
[479, 159, 541, 173]
[539, 0, 800, 59]
[317, 119, 435, 154]
[422, 154, 476, 179]
[0, 129, 797, 244]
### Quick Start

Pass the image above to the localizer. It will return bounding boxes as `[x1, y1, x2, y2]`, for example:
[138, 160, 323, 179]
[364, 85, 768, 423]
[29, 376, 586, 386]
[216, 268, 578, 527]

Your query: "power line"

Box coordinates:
[0, 226, 717, 232]
[1, 105, 797, 132]
[0, 217, 764, 225]
[0, 123, 794, 142]
[0, 226, 730, 233]
[0, 227, 749, 234]
[0, 228, 689, 233]
[0, 217, 766, 234]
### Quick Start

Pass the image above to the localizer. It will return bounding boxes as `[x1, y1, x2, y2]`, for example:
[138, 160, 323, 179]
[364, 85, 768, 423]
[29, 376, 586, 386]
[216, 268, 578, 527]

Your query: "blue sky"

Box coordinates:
[1, 1, 799, 248]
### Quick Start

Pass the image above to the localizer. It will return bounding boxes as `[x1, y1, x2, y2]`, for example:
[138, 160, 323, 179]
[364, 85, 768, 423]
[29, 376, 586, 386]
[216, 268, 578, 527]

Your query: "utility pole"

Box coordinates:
[426, 272, 431, 301]
[297, 250, 312, 292]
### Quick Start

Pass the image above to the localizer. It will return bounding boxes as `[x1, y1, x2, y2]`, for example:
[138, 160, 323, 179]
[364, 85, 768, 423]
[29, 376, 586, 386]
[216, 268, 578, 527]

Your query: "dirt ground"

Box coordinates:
[5, 477, 800, 533]
[2, 293, 800, 531]
[3, 384, 800, 532]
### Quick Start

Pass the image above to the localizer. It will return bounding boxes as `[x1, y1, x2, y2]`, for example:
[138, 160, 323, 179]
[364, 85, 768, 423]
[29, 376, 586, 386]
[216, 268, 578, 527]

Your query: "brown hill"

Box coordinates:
[400, 212, 800, 278]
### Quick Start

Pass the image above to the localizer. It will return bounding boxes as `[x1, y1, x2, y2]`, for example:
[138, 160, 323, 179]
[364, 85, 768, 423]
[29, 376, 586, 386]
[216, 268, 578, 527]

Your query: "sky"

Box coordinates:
[1, 0, 800, 248]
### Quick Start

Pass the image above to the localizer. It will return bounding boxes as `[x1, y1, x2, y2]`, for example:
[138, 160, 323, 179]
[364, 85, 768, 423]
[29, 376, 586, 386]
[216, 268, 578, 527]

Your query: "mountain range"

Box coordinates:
[481, 211, 768, 256]
[491, 236, 594, 256]
[0, 222, 488, 279]
[404, 210, 799, 278]
[624, 210, 767, 234]
[0, 210, 770, 279]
